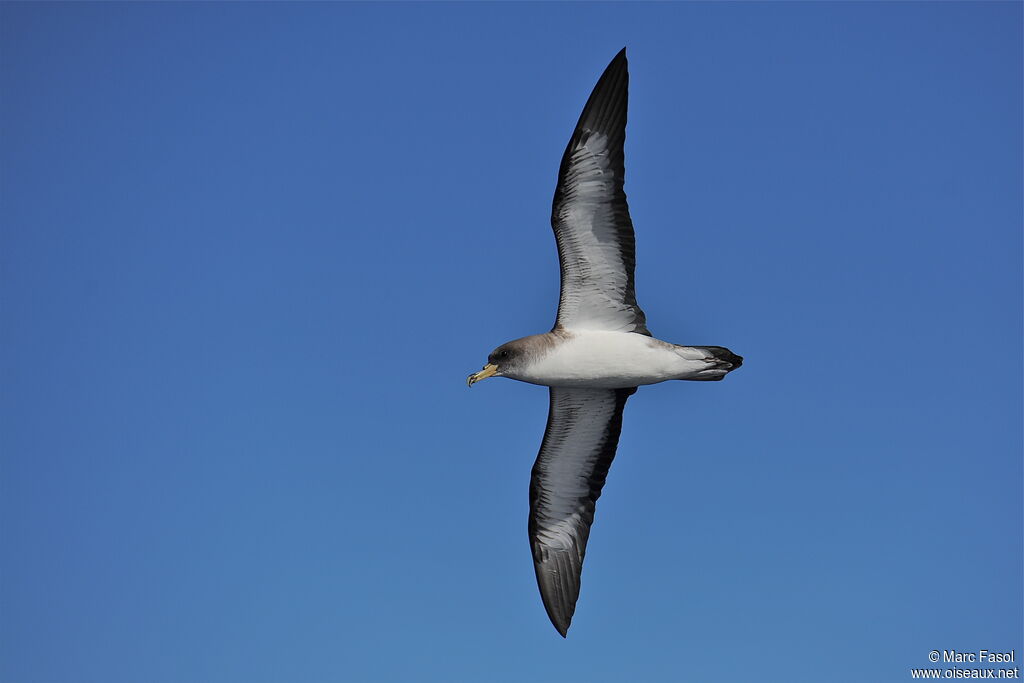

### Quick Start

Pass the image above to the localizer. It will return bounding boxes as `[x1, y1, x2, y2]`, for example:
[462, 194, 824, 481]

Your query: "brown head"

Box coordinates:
[466, 333, 565, 386]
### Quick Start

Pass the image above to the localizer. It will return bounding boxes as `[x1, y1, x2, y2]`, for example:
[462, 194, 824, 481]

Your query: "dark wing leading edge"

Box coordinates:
[550, 48, 650, 336]
[529, 386, 635, 637]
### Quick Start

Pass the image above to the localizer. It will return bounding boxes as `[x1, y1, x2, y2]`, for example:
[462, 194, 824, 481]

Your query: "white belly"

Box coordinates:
[513, 331, 706, 388]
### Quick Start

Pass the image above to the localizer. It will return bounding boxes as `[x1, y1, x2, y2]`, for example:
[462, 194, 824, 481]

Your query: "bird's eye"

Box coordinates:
[499, 350, 509, 359]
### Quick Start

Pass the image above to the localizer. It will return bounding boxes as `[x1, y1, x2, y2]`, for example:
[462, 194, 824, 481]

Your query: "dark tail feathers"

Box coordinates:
[690, 346, 743, 380]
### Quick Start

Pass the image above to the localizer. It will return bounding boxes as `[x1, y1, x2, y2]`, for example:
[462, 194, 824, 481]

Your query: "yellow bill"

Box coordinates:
[467, 363, 499, 387]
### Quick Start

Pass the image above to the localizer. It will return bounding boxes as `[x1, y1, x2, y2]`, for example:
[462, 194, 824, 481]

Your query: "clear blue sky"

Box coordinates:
[2, 3, 1020, 682]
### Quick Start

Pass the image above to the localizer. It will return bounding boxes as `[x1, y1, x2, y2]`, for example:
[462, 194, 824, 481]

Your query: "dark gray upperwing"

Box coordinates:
[529, 386, 636, 637]
[550, 48, 650, 336]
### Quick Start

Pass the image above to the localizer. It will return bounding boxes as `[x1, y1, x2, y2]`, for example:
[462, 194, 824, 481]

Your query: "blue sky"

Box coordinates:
[1, 3, 1020, 682]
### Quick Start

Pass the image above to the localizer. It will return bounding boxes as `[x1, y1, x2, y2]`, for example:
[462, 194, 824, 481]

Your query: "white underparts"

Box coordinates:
[509, 330, 726, 388]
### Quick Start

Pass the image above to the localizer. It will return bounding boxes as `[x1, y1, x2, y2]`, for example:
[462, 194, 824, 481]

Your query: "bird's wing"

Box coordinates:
[529, 386, 635, 637]
[550, 48, 649, 336]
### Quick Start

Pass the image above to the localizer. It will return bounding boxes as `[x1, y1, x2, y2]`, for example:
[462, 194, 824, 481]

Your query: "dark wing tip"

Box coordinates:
[568, 48, 629, 140]
[542, 599, 572, 637]
[544, 593, 571, 637]
[598, 47, 628, 89]
[533, 547, 581, 637]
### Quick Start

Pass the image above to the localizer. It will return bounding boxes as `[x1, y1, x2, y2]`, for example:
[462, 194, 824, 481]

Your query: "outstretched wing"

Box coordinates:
[529, 386, 636, 637]
[551, 48, 649, 335]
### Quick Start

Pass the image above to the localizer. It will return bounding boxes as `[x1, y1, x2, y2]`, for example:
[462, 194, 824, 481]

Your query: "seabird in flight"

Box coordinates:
[467, 48, 742, 637]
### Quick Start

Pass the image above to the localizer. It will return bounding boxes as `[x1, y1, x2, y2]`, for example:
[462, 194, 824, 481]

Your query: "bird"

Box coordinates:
[467, 48, 742, 637]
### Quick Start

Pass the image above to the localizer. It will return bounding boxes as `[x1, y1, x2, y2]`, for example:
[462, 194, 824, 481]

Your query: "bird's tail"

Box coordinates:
[676, 345, 743, 381]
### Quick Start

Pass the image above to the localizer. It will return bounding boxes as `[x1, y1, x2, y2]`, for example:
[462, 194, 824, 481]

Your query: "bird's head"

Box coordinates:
[466, 339, 531, 386]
